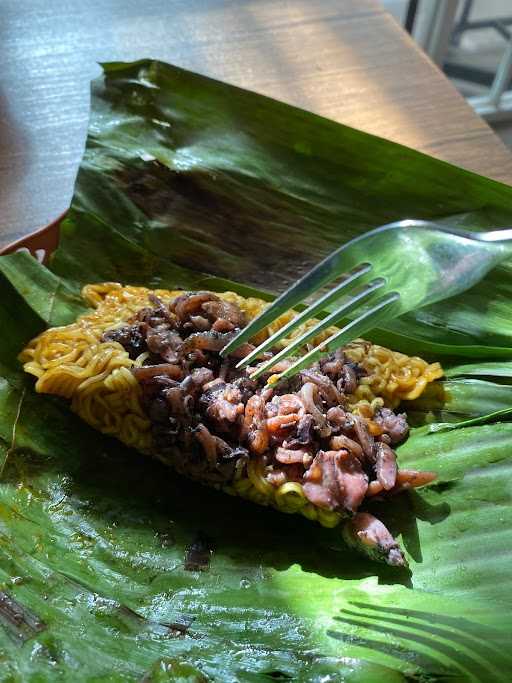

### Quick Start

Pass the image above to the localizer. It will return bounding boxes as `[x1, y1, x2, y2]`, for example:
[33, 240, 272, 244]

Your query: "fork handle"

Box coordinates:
[472, 228, 512, 243]
[404, 221, 512, 245]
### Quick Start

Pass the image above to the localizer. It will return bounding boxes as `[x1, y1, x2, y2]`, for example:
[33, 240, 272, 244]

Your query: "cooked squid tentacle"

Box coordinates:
[303, 450, 368, 513]
[393, 468, 438, 493]
[374, 442, 397, 490]
[342, 512, 407, 567]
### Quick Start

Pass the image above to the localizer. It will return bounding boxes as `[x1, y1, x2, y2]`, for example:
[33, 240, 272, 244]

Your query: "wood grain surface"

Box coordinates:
[1, 0, 511, 247]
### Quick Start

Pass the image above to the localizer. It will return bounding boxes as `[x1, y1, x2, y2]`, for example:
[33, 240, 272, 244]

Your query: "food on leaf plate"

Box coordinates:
[20, 284, 443, 566]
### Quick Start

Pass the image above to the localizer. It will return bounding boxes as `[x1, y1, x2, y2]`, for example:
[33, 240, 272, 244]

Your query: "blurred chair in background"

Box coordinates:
[387, 0, 512, 122]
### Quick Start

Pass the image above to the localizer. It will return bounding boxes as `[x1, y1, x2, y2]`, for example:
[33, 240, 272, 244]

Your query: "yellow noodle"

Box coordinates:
[344, 341, 443, 412]
[301, 503, 319, 522]
[274, 481, 307, 513]
[317, 509, 343, 528]
[247, 459, 274, 498]
[20, 282, 443, 528]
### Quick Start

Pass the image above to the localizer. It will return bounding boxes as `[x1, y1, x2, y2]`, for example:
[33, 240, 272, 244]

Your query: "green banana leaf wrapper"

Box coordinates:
[1, 59, 512, 682]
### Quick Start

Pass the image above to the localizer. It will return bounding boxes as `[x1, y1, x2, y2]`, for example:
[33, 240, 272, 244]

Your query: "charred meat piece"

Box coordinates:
[180, 367, 215, 397]
[352, 415, 375, 460]
[275, 447, 312, 467]
[233, 377, 258, 403]
[365, 467, 437, 499]
[194, 423, 219, 466]
[146, 327, 183, 363]
[132, 364, 183, 382]
[326, 406, 353, 433]
[147, 294, 176, 324]
[300, 382, 331, 438]
[392, 468, 437, 493]
[276, 394, 305, 417]
[320, 350, 345, 378]
[193, 423, 248, 477]
[285, 414, 314, 448]
[201, 300, 246, 328]
[300, 370, 343, 406]
[172, 292, 220, 323]
[102, 324, 146, 359]
[189, 315, 211, 332]
[241, 395, 269, 455]
[139, 375, 179, 404]
[205, 385, 245, 433]
[338, 364, 358, 395]
[373, 407, 409, 444]
[318, 351, 361, 396]
[178, 330, 236, 357]
[212, 318, 235, 333]
[303, 450, 368, 513]
[374, 442, 397, 490]
[329, 434, 363, 461]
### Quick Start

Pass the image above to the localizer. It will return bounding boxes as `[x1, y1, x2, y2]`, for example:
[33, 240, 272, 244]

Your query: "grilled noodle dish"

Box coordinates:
[20, 284, 443, 567]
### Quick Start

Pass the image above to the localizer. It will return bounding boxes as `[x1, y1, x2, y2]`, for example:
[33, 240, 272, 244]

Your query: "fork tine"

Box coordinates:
[236, 262, 373, 369]
[245, 277, 387, 378]
[220, 259, 372, 357]
[271, 291, 401, 383]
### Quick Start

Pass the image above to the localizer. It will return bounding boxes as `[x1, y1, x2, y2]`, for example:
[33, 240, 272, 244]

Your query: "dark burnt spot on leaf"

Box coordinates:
[113, 160, 328, 291]
[0, 591, 46, 644]
[263, 671, 293, 680]
[184, 532, 214, 572]
[117, 162, 222, 219]
[116, 604, 192, 637]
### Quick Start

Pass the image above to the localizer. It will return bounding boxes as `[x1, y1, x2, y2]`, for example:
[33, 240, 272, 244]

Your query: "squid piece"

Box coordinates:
[342, 512, 406, 567]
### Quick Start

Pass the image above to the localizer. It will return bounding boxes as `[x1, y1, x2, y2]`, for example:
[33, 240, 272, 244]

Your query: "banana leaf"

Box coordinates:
[1, 59, 512, 682]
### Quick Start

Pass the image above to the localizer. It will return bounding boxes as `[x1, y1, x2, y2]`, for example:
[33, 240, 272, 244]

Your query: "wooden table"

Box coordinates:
[1, 0, 512, 248]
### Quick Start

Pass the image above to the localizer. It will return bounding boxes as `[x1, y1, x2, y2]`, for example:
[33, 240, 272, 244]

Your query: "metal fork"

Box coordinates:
[221, 219, 512, 381]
